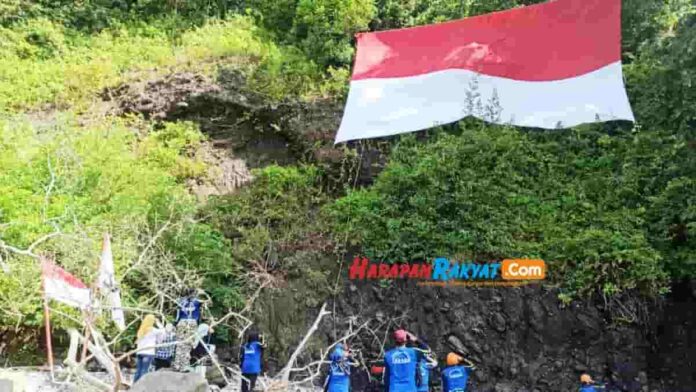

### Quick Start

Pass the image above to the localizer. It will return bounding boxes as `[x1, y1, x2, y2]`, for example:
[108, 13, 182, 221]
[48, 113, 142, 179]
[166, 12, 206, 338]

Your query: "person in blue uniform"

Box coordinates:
[441, 353, 475, 392]
[324, 343, 358, 392]
[240, 330, 265, 392]
[579, 374, 604, 392]
[383, 330, 430, 392]
[416, 352, 437, 392]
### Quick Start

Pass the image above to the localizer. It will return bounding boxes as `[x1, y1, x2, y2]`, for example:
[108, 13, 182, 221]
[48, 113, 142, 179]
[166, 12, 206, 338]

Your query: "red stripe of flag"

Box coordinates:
[352, 0, 620, 82]
[42, 260, 88, 289]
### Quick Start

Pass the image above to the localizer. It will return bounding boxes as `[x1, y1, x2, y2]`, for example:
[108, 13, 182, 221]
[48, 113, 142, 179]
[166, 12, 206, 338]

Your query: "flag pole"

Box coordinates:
[40, 256, 55, 382]
[83, 232, 106, 362]
[80, 309, 92, 363]
[80, 278, 99, 364]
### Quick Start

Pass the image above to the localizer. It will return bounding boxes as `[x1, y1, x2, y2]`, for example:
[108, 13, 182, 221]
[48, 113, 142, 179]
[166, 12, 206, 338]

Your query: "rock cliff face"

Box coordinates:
[105, 70, 388, 195]
[322, 279, 696, 392]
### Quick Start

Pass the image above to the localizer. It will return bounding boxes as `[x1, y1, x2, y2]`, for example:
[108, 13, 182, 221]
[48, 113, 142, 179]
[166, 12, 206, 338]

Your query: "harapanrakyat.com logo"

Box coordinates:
[348, 257, 546, 287]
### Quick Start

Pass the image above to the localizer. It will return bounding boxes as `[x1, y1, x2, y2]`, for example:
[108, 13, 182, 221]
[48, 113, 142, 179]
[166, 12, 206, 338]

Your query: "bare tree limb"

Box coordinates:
[123, 219, 173, 277]
[0, 232, 63, 259]
[279, 302, 331, 382]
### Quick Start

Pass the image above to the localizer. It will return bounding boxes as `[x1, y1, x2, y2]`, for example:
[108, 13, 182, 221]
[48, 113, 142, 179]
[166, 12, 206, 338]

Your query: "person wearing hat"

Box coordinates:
[579, 374, 601, 392]
[441, 353, 475, 392]
[383, 329, 430, 392]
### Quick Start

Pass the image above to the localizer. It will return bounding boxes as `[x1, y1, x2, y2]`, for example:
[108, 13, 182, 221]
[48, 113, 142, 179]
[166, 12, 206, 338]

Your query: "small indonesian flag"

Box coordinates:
[336, 0, 634, 143]
[42, 259, 91, 309]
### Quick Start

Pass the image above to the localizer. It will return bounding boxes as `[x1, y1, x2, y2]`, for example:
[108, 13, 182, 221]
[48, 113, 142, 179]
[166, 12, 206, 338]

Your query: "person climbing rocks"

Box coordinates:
[240, 330, 265, 392]
[416, 348, 437, 392]
[579, 374, 603, 392]
[134, 315, 164, 383]
[173, 288, 202, 371]
[324, 343, 358, 392]
[383, 329, 430, 392]
[440, 353, 475, 392]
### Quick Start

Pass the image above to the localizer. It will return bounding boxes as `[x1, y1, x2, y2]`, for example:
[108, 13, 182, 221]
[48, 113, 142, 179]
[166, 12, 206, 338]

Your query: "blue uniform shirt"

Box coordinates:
[441, 366, 471, 392]
[384, 347, 420, 392]
[327, 360, 351, 392]
[176, 297, 202, 323]
[416, 360, 434, 392]
[580, 385, 597, 392]
[240, 341, 262, 374]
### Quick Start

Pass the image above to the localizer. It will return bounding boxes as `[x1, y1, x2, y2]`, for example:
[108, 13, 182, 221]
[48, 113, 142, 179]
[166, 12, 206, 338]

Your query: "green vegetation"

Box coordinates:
[0, 116, 234, 327]
[329, 125, 694, 297]
[0, 0, 694, 358]
[0, 16, 345, 112]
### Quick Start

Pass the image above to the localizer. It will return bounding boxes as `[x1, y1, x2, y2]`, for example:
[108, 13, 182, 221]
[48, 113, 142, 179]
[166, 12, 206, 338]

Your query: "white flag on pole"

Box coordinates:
[98, 233, 126, 330]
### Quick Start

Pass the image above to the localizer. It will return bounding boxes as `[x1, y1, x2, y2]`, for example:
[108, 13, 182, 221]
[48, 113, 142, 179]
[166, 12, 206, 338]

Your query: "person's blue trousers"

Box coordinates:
[134, 354, 155, 383]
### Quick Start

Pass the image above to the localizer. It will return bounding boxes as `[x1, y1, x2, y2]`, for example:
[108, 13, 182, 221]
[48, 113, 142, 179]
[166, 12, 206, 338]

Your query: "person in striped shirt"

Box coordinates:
[154, 323, 176, 370]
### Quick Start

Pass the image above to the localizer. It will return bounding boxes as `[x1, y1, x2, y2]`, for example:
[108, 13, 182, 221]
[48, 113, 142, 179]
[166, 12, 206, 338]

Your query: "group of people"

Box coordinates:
[325, 329, 475, 392]
[134, 298, 602, 392]
[325, 329, 603, 392]
[131, 288, 266, 390]
[133, 289, 211, 383]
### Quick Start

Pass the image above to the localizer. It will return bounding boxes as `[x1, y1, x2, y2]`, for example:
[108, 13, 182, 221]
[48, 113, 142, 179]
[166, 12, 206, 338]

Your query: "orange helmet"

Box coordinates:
[446, 352, 463, 366]
[580, 374, 593, 384]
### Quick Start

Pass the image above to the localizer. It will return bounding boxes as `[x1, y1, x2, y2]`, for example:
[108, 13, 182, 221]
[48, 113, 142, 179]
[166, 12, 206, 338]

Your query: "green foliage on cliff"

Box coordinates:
[329, 124, 694, 296]
[208, 165, 329, 266]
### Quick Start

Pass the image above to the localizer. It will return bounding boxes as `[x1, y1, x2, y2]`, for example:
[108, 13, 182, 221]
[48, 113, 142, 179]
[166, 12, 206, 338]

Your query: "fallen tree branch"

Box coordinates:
[285, 319, 372, 388]
[279, 302, 331, 382]
[123, 219, 173, 277]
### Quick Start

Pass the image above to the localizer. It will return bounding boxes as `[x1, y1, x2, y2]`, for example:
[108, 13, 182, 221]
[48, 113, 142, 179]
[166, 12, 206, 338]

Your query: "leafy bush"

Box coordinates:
[0, 18, 68, 59]
[625, 10, 696, 132]
[328, 125, 687, 297]
[291, 0, 374, 66]
[246, 0, 374, 67]
[371, 0, 544, 30]
[138, 121, 208, 179]
[208, 165, 329, 268]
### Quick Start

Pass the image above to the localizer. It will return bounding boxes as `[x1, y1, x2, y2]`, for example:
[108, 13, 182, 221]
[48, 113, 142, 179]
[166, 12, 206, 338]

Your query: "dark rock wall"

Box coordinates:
[315, 279, 696, 392]
[647, 281, 696, 391]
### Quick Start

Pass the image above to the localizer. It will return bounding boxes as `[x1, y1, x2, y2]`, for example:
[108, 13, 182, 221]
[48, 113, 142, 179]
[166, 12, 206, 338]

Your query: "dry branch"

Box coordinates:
[279, 302, 331, 382]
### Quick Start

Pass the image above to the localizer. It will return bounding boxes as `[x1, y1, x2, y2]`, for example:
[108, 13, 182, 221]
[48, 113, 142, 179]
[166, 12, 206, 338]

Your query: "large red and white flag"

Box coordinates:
[336, 0, 634, 143]
[41, 259, 91, 309]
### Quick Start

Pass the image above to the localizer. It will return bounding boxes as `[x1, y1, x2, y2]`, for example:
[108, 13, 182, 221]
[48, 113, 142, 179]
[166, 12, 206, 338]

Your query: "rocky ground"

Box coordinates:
[0, 369, 323, 392]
